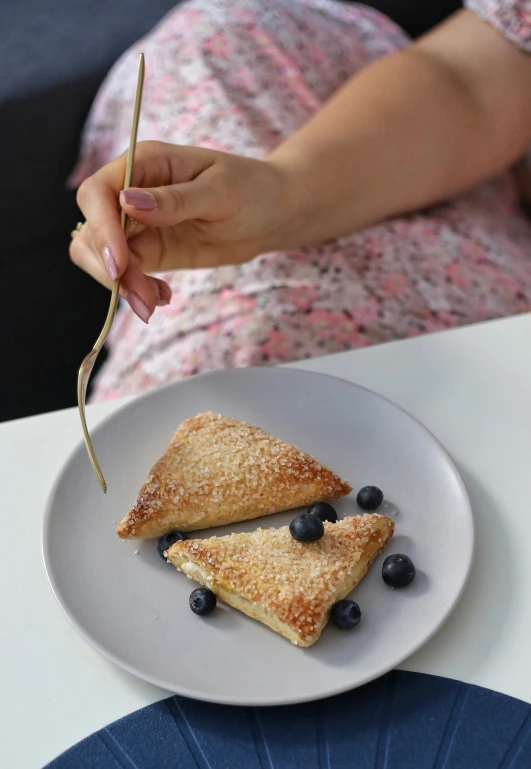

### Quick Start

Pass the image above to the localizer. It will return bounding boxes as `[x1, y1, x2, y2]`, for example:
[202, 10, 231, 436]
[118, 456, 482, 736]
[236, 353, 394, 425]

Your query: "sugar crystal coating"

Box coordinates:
[167, 514, 394, 646]
[117, 412, 352, 538]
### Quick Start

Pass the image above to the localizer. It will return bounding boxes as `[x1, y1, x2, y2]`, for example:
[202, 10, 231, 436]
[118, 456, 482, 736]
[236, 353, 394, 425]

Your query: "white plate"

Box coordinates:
[43, 367, 473, 706]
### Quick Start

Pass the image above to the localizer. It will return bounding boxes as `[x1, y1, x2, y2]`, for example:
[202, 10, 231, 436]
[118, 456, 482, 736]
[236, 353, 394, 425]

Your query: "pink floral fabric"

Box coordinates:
[467, 0, 531, 50]
[71, 0, 531, 402]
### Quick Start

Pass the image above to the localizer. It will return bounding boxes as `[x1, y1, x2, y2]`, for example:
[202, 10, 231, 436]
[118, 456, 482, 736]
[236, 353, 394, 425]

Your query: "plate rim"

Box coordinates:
[42, 366, 475, 706]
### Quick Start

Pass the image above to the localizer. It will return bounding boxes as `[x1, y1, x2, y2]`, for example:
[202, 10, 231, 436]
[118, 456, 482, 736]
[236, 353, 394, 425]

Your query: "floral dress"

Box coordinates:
[71, 0, 531, 401]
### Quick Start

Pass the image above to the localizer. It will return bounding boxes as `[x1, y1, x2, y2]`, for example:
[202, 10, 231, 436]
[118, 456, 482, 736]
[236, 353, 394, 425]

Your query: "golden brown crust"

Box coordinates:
[166, 514, 394, 646]
[117, 412, 352, 539]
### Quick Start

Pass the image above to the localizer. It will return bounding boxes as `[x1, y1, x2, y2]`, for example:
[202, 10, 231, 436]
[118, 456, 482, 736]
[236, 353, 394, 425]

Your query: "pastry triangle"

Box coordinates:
[117, 412, 352, 539]
[166, 514, 394, 646]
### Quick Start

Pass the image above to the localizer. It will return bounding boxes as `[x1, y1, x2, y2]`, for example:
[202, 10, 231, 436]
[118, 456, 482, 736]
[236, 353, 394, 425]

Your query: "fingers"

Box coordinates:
[119, 173, 231, 229]
[71, 141, 230, 317]
[75, 142, 216, 277]
[70, 224, 171, 323]
[154, 278, 173, 306]
[77, 169, 129, 281]
[70, 223, 113, 288]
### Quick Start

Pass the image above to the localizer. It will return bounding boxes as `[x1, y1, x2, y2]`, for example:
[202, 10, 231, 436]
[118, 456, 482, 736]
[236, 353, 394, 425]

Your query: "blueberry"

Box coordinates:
[331, 599, 362, 630]
[157, 530, 188, 561]
[356, 486, 384, 511]
[189, 587, 217, 616]
[289, 512, 325, 542]
[382, 554, 416, 588]
[307, 502, 338, 523]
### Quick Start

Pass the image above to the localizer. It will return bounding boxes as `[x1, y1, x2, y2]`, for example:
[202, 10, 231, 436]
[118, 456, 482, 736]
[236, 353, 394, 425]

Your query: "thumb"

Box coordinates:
[119, 177, 224, 226]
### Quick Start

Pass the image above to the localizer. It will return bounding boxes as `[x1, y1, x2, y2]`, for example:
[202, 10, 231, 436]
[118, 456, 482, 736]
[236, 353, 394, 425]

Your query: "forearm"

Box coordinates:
[268, 10, 531, 248]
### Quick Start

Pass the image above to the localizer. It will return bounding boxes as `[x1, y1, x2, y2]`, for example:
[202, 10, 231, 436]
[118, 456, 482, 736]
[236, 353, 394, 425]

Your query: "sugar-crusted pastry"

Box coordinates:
[117, 412, 352, 539]
[166, 514, 394, 646]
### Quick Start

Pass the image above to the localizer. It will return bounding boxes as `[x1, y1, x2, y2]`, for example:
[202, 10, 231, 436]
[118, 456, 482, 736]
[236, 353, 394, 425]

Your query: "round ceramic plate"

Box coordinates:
[43, 367, 473, 706]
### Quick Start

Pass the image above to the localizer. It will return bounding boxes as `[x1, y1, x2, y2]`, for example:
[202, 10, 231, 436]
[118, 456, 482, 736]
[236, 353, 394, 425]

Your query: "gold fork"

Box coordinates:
[77, 52, 145, 493]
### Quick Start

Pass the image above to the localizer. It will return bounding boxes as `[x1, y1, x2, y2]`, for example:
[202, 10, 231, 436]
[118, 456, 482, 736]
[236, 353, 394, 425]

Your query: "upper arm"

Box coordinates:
[416, 8, 531, 163]
[466, 0, 531, 53]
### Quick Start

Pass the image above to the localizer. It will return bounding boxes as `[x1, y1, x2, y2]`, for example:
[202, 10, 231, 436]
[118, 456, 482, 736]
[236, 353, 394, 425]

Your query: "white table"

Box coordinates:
[2, 314, 531, 768]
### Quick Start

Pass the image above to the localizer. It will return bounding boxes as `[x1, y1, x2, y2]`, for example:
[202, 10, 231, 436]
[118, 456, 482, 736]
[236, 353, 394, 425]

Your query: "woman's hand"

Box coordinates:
[70, 141, 294, 322]
[72, 11, 531, 326]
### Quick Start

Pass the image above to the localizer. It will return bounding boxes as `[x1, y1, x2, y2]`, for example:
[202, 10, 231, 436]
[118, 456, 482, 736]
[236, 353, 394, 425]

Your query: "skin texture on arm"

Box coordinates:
[71, 9, 531, 321]
[268, 9, 531, 247]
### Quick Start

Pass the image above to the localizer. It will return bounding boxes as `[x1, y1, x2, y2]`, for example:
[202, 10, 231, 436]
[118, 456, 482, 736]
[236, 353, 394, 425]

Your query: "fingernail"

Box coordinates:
[121, 189, 157, 211]
[156, 282, 172, 306]
[102, 246, 118, 282]
[127, 291, 152, 324]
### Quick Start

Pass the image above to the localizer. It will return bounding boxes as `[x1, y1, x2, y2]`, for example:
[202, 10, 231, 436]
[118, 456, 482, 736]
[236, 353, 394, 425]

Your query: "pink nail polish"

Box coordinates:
[127, 291, 152, 323]
[156, 282, 173, 304]
[102, 246, 118, 282]
[121, 189, 157, 211]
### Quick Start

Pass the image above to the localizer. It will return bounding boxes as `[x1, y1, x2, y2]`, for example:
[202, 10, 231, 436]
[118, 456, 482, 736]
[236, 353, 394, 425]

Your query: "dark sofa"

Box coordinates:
[0, 0, 178, 422]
